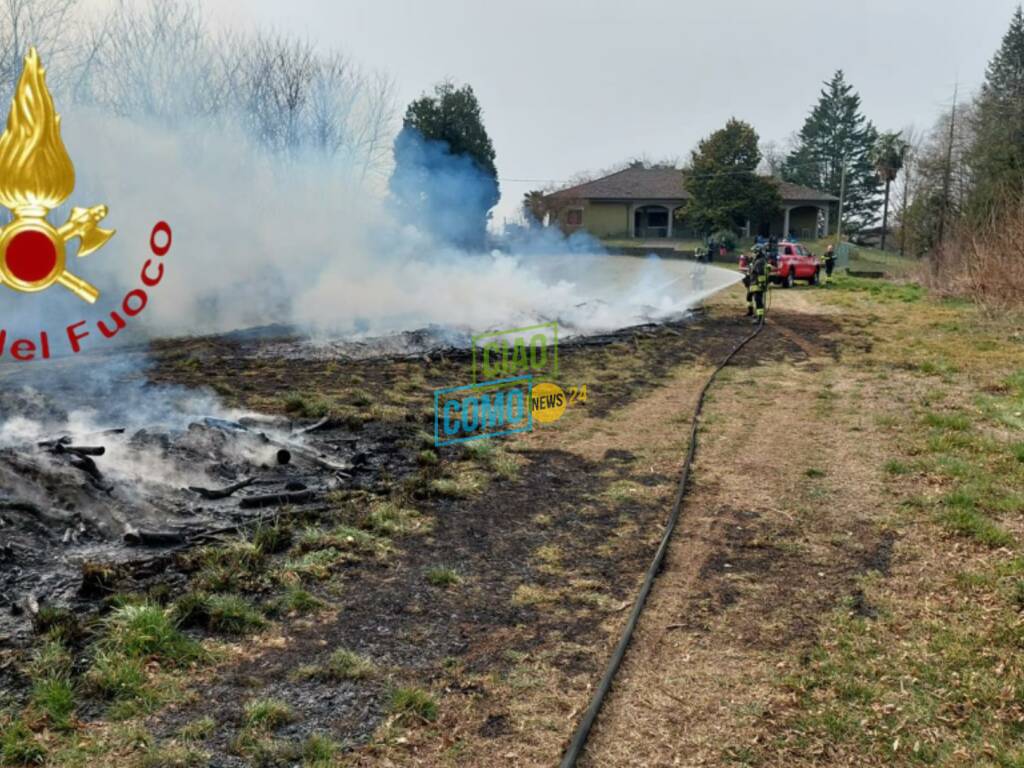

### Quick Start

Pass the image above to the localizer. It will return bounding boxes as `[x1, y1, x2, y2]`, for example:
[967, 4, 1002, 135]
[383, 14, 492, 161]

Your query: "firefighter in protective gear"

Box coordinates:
[748, 244, 772, 323]
[739, 248, 754, 316]
[823, 244, 836, 285]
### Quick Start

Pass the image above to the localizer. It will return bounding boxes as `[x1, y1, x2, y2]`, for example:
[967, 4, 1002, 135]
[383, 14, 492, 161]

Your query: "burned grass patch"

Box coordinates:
[2, 308, 840, 765]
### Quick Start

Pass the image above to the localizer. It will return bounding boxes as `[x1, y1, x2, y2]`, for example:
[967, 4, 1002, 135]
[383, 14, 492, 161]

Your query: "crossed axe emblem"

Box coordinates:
[0, 205, 114, 303]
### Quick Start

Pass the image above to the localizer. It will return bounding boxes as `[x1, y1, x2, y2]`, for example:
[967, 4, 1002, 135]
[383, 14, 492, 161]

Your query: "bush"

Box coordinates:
[710, 228, 737, 252]
[921, 197, 1024, 308]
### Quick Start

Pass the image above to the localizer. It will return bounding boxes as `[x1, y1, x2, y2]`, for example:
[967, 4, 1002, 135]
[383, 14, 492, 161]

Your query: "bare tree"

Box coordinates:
[759, 140, 785, 177]
[51, 0, 397, 180]
[899, 104, 977, 256]
[74, 0, 223, 121]
[0, 0, 78, 93]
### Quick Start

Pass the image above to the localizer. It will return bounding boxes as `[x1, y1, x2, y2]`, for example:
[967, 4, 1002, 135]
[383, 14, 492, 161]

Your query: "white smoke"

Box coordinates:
[6, 107, 737, 345]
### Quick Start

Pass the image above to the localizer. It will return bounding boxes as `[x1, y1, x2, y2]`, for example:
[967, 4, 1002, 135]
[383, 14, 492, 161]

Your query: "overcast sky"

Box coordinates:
[201, 0, 1019, 226]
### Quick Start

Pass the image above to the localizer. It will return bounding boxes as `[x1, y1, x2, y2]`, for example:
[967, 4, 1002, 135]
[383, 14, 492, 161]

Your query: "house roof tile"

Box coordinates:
[547, 166, 838, 203]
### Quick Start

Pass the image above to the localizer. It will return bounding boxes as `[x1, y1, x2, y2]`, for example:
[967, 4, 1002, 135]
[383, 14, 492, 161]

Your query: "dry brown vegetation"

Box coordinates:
[920, 198, 1024, 309]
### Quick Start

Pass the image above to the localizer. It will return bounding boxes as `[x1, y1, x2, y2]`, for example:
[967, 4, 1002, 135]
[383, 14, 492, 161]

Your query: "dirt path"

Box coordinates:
[579, 287, 896, 766]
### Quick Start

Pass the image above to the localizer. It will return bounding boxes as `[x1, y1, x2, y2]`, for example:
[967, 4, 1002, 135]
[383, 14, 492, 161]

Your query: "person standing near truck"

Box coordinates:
[739, 249, 753, 316]
[823, 244, 836, 285]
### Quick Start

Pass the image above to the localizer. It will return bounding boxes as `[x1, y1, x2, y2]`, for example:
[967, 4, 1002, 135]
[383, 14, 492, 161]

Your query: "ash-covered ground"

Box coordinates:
[0, 314, 706, 645]
[0, 337, 448, 646]
[0, 298, 839, 765]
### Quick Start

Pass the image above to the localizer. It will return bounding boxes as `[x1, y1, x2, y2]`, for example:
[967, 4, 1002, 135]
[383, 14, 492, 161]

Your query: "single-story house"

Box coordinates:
[544, 165, 839, 240]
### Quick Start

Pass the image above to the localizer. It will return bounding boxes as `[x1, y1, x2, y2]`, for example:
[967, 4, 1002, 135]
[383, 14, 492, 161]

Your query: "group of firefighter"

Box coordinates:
[740, 239, 837, 324]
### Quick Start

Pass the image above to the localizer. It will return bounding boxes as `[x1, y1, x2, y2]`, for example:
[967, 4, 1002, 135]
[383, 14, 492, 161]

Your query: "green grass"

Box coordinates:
[74, 603, 204, 721]
[243, 698, 295, 731]
[190, 541, 267, 593]
[460, 441, 520, 479]
[252, 521, 293, 555]
[728, 272, 1024, 766]
[491, 451, 521, 480]
[461, 440, 494, 461]
[283, 524, 389, 579]
[84, 650, 148, 701]
[426, 565, 461, 587]
[282, 392, 331, 418]
[177, 716, 216, 742]
[31, 605, 82, 643]
[429, 475, 484, 498]
[362, 500, 423, 536]
[268, 585, 324, 616]
[296, 524, 384, 554]
[1, 718, 46, 765]
[30, 675, 75, 730]
[25, 639, 73, 679]
[323, 648, 375, 681]
[100, 604, 202, 663]
[171, 591, 213, 628]
[833, 275, 924, 303]
[937, 505, 1014, 549]
[301, 733, 340, 765]
[349, 388, 374, 407]
[923, 410, 972, 431]
[1012, 442, 1024, 463]
[603, 479, 643, 503]
[139, 743, 207, 767]
[804, 467, 826, 478]
[917, 358, 960, 377]
[883, 459, 911, 476]
[282, 547, 349, 580]
[389, 687, 438, 724]
[204, 594, 265, 635]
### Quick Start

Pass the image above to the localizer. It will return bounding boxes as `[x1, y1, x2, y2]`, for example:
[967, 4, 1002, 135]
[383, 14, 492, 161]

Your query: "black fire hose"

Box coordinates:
[559, 317, 766, 768]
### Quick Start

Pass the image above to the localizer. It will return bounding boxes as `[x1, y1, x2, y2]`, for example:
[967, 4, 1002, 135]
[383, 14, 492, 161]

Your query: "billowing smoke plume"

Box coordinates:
[0, 0, 740, 346]
[390, 126, 500, 250]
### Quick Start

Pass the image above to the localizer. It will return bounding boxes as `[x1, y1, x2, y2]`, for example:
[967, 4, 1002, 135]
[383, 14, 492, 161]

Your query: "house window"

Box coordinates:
[566, 208, 583, 227]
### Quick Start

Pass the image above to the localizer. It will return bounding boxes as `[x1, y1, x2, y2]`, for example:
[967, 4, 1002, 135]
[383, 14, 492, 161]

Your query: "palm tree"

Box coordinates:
[522, 189, 547, 227]
[871, 132, 909, 250]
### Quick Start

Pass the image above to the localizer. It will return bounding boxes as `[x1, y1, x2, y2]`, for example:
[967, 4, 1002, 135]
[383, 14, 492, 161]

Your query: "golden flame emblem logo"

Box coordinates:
[0, 48, 113, 303]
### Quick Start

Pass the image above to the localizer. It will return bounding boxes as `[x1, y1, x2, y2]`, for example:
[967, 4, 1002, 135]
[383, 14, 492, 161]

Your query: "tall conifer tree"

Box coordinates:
[784, 71, 882, 231]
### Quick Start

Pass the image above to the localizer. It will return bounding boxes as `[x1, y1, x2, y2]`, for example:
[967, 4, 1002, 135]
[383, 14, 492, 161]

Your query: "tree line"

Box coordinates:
[513, 8, 1023, 261]
[676, 6, 1024, 258]
[636, 68, 912, 244]
[900, 6, 1024, 259]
